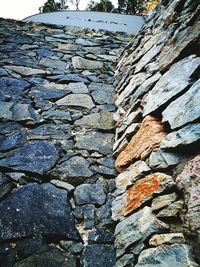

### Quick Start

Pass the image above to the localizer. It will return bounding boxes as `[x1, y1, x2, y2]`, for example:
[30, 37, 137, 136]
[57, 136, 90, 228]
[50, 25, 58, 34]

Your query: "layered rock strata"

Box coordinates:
[112, 0, 200, 266]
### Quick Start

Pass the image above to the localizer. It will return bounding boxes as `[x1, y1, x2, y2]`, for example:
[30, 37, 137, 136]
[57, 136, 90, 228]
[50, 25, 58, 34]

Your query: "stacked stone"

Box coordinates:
[112, 0, 200, 266]
[0, 18, 131, 266]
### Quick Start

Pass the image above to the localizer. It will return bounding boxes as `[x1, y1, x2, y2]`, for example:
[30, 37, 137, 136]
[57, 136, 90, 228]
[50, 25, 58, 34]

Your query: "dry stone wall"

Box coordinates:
[112, 0, 200, 266]
[0, 18, 131, 266]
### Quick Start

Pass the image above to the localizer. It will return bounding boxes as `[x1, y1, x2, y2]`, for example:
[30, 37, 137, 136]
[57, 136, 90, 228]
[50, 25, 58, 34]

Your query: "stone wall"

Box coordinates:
[0, 18, 131, 266]
[112, 0, 200, 266]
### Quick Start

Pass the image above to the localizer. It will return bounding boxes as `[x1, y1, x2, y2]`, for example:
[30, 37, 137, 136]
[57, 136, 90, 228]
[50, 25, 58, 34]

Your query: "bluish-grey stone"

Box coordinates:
[74, 184, 106, 205]
[0, 130, 27, 152]
[29, 86, 71, 100]
[0, 183, 81, 241]
[0, 141, 60, 175]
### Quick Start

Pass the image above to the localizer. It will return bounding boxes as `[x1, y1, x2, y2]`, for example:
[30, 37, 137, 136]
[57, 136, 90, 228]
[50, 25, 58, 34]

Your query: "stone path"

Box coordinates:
[0, 18, 131, 266]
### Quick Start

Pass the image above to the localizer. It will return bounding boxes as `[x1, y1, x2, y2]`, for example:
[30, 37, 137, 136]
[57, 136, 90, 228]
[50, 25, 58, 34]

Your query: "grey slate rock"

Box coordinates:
[74, 184, 106, 205]
[88, 230, 114, 244]
[135, 244, 198, 267]
[0, 101, 13, 121]
[0, 130, 27, 152]
[75, 131, 113, 155]
[0, 172, 14, 199]
[83, 204, 95, 229]
[29, 86, 71, 100]
[37, 48, 54, 57]
[0, 183, 81, 241]
[81, 244, 116, 267]
[48, 74, 88, 83]
[11, 103, 40, 124]
[143, 56, 200, 116]
[89, 83, 115, 104]
[39, 57, 67, 70]
[14, 248, 77, 267]
[28, 124, 69, 140]
[60, 240, 83, 254]
[56, 93, 95, 109]
[96, 194, 114, 227]
[49, 156, 93, 185]
[161, 123, 200, 149]
[0, 141, 60, 175]
[0, 77, 30, 101]
[0, 122, 22, 134]
[90, 165, 117, 176]
[42, 109, 72, 122]
[162, 80, 200, 129]
[0, 67, 8, 76]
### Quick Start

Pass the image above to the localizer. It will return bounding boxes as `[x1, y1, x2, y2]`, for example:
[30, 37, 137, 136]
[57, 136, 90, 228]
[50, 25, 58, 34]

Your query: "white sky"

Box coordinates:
[0, 0, 118, 20]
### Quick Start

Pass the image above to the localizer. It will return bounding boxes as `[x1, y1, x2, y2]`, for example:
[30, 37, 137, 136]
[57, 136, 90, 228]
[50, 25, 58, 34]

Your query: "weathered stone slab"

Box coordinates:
[115, 161, 150, 195]
[149, 149, 187, 169]
[72, 56, 103, 70]
[89, 83, 115, 105]
[0, 130, 27, 152]
[75, 131, 113, 155]
[74, 112, 114, 130]
[136, 244, 198, 267]
[74, 184, 106, 205]
[39, 58, 68, 70]
[115, 116, 167, 172]
[0, 77, 30, 101]
[0, 141, 59, 175]
[157, 199, 184, 218]
[49, 156, 93, 185]
[112, 173, 174, 220]
[4, 65, 47, 76]
[114, 207, 168, 257]
[0, 183, 80, 241]
[149, 233, 185, 246]
[162, 80, 200, 129]
[143, 56, 200, 116]
[161, 123, 200, 149]
[11, 103, 40, 124]
[56, 93, 95, 109]
[29, 86, 71, 100]
[151, 193, 177, 211]
[67, 82, 89, 94]
[81, 244, 116, 267]
[0, 101, 13, 120]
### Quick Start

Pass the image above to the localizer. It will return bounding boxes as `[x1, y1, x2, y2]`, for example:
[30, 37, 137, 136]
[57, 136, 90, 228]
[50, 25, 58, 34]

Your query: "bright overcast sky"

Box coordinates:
[0, 0, 118, 20]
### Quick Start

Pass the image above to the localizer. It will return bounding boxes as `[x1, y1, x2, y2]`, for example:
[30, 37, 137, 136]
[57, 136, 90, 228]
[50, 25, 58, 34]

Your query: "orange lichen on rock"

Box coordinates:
[112, 173, 174, 221]
[122, 174, 163, 216]
[115, 115, 167, 172]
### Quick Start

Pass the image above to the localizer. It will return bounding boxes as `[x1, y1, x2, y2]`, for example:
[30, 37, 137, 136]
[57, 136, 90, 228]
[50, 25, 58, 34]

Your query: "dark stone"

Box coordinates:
[90, 165, 117, 176]
[49, 156, 93, 185]
[28, 124, 69, 140]
[88, 230, 114, 244]
[96, 194, 114, 227]
[49, 74, 88, 83]
[0, 67, 7, 76]
[0, 141, 60, 175]
[29, 86, 71, 100]
[42, 109, 71, 122]
[60, 240, 83, 254]
[81, 244, 116, 267]
[74, 184, 106, 205]
[97, 156, 115, 169]
[0, 43, 18, 52]
[0, 130, 27, 152]
[0, 172, 14, 199]
[0, 122, 22, 135]
[75, 131, 114, 155]
[0, 183, 81, 241]
[83, 204, 95, 229]
[9, 37, 33, 44]
[0, 77, 30, 101]
[14, 248, 77, 267]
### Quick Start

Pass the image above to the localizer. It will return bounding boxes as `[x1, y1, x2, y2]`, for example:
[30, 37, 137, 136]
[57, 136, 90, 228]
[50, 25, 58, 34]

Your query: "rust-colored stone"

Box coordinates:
[112, 173, 174, 221]
[115, 115, 167, 172]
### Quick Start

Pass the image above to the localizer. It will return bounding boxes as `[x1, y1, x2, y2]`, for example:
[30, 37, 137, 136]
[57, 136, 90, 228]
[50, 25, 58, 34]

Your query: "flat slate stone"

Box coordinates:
[74, 184, 106, 205]
[162, 80, 200, 129]
[49, 156, 93, 185]
[89, 83, 115, 105]
[0, 101, 13, 120]
[0, 130, 27, 152]
[56, 93, 95, 109]
[4, 65, 47, 76]
[48, 74, 88, 83]
[29, 86, 71, 100]
[14, 248, 77, 267]
[81, 244, 116, 267]
[143, 56, 200, 116]
[39, 58, 67, 70]
[0, 77, 30, 101]
[0, 183, 80, 241]
[135, 244, 198, 267]
[75, 131, 114, 155]
[72, 56, 103, 70]
[11, 103, 40, 124]
[0, 141, 60, 175]
[161, 123, 200, 149]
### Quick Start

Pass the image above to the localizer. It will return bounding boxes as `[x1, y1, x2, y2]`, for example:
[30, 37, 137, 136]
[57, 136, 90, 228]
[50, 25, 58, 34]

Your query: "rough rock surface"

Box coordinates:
[115, 116, 167, 172]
